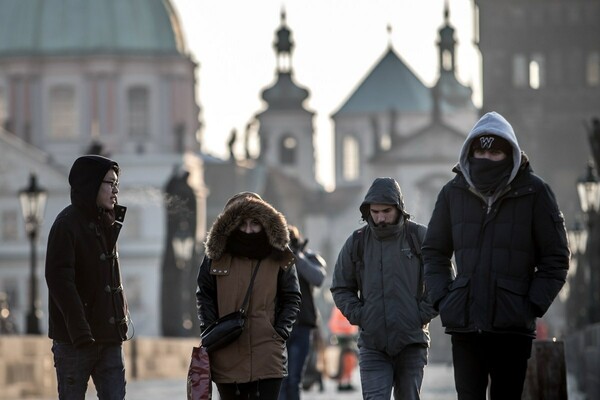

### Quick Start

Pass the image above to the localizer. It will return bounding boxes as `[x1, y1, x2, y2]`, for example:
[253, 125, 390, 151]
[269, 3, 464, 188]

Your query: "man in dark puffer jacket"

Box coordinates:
[422, 112, 570, 400]
[46, 155, 129, 399]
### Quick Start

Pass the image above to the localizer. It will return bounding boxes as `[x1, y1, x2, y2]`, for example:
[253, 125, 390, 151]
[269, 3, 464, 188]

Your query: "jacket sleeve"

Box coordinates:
[295, 250, 326, 287]
[330, 235, 363, 326]
[274, 264, 301, 340]
[529, 182, 570, 316]
[422, 187, 456, 310]
[45, 218, 94, 346]
[415, 223, 439, 323]
[196, 256, 218, 331]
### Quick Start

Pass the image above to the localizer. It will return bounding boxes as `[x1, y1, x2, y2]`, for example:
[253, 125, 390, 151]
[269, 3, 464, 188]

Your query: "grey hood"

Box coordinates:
[458, 111, 522, 190]
[359, 177, 409, 221]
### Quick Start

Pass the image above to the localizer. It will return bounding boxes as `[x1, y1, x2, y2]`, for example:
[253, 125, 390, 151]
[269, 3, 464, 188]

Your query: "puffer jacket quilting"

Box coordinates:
[423, 164, 570, 336]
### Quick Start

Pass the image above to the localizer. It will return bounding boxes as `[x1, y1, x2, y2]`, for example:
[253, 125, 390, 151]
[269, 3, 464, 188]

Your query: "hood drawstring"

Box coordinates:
[255, 379, 260, 398]
[235, 382, 240, 396]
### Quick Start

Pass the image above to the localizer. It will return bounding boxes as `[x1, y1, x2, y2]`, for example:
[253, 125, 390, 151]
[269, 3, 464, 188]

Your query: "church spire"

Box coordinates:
[273, 8, 294, 73]
[437, 0, 457, 75]
[432, 1, 474, 113]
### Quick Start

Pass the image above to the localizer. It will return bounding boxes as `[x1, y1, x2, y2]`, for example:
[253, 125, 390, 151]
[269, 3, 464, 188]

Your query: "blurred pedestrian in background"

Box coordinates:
[301, 322, 326, 392]
[279, 224, 326, 400]
[327, 306, 359, 392]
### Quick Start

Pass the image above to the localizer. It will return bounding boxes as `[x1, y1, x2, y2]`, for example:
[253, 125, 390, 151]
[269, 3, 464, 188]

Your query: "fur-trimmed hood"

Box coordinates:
[204, 192, 290, 260]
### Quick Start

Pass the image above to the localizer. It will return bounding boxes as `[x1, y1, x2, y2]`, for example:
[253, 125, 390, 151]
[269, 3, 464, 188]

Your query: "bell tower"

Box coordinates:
[255, 9, 319, 189]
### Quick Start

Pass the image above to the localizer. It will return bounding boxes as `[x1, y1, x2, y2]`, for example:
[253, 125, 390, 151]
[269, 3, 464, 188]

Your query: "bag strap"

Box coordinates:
[405, 221, 424, 299]
[406, 221, 423, 261]
[351, 226, 366, 301]
[239, 260, 262, 315]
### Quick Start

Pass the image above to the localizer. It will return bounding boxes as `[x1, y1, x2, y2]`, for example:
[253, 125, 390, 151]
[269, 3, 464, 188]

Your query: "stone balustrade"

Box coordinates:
[0, 335, 198, 399]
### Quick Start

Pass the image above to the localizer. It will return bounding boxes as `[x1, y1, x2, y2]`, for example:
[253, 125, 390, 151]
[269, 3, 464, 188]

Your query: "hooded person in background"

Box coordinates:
[196, 192, 301, 400]
[330, 177, 437, 400]
[278, 224, 326, 400]
[45, 155, 129, 400]
[422, 112, 570, 400]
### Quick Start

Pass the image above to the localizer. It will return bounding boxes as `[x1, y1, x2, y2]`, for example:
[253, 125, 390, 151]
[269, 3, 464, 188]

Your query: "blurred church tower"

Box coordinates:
[255, 9, 320, 190]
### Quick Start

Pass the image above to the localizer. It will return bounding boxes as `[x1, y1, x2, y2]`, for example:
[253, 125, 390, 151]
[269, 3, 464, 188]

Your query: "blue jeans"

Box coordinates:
[51, 341, 126, 400]
[279, 325, 312, 400]
[359, 344, 427, 400]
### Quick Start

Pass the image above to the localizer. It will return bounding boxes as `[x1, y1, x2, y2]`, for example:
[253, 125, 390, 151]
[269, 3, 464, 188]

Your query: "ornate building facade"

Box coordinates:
[0, 2, 475, 350]
[0, 0, 205, 336]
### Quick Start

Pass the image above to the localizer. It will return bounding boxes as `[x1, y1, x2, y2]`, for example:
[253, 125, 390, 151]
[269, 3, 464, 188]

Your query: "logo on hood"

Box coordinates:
[479, 136, 495, 149]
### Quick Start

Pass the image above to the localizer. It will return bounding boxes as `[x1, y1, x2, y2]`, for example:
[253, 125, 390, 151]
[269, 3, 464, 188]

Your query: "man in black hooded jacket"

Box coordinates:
[422, 112, 570, 400]
[45, 155, 129, 399]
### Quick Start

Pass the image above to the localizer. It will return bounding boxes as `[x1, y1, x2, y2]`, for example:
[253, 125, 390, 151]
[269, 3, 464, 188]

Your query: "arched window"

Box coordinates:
[279, 134, 297, 165]
[343, 135, 359, 181]
[512, 54, 528, 88]
[529, 53, 545, 89]
[128, 86, 149, 138]
[587, 52, 600, 87]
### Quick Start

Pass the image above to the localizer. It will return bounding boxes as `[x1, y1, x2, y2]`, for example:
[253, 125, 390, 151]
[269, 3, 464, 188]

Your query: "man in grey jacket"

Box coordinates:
[331, 177, 437, 400]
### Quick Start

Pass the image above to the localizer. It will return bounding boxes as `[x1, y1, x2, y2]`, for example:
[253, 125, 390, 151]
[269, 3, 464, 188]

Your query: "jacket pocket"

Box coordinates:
[439, 276, 470, 328]
[492, 277, 535, 331]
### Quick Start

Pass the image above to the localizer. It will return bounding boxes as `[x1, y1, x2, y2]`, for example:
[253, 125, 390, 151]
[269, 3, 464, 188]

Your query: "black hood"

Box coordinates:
[69, 155, 119, 218]
[359, 177, 409, 221]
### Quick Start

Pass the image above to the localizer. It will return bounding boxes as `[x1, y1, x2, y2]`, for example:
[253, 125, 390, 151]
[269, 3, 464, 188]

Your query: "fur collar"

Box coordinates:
[205, 195, 289, 260]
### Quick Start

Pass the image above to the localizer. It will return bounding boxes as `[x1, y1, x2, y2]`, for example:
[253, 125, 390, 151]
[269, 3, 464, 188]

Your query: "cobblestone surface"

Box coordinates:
[77, 362, 457, 400]
[45, 361, 579, 400]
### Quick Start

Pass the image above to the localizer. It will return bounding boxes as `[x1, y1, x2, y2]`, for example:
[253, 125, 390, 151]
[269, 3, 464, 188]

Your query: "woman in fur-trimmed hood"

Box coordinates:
[196, 192, 301, 400]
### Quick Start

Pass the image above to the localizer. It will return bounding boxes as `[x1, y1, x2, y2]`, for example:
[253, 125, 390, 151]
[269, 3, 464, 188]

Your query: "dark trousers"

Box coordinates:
[359, 344, 427, 400]
[451, 332, 533, 400]
[279, 325, 312, 400]
[217, 378, 283, 400]
[51, 341, 125, 400]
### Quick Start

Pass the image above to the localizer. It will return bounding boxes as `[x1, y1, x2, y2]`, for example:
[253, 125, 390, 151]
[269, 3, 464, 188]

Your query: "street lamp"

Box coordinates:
[172, 229, 195, 334]
[576, 162, 600, 325]
[577, 162, 600, 214]
[18, 173, 47, 334]
[568, 219, 588, 259]
[565, 219, 589, 330]
[172, 233, 194, 270]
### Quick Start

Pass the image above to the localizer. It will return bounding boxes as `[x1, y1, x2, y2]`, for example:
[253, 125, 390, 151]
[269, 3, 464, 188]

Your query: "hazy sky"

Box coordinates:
[172, 0, 480, 187]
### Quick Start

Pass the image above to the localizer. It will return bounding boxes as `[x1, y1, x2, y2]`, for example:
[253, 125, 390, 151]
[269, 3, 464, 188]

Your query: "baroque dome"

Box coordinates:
[0, 0, 186, 57]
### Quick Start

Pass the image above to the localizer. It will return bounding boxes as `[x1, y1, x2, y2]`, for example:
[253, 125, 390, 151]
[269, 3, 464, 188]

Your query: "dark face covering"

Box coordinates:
[225, 229, 272, 259]
[469, 157, 512, 196]
[369, 213, 404, 240]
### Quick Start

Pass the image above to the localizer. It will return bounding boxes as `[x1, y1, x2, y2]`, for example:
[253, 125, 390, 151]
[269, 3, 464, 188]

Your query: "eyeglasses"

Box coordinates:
[102, 180, 119, 189]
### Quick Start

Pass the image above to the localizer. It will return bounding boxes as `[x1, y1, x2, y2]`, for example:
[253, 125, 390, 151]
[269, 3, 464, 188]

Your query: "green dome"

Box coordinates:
[0, 0, 186, 57]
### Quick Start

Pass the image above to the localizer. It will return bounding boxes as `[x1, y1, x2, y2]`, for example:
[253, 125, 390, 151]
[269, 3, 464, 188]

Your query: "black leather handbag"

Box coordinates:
[201, 260, 261, 353]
